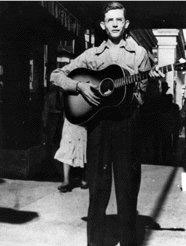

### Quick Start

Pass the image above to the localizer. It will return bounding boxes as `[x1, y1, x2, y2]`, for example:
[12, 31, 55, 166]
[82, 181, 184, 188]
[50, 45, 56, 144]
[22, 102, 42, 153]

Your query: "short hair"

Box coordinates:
[102, 1, 126, 19]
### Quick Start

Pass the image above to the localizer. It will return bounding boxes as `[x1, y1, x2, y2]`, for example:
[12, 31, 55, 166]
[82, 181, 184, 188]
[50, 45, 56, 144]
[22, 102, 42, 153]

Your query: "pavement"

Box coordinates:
[0, 153, 186, 245]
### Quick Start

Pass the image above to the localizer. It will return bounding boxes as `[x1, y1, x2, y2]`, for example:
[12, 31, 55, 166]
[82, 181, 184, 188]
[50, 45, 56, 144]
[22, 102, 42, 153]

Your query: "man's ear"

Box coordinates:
[100, 21, 105, 30]
[125, 20, 130, 29]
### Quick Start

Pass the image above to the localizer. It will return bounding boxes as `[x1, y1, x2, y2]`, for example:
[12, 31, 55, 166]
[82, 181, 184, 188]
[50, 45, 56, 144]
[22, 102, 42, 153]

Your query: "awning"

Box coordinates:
[39, 1, 82, 37]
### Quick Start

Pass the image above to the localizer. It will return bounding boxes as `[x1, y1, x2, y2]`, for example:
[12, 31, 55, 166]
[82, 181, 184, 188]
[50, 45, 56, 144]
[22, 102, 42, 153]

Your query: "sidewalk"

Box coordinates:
[0, 164, 186, 246]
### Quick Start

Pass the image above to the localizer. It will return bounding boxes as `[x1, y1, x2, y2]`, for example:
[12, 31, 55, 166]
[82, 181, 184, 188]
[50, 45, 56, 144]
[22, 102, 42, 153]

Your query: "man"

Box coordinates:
[50, 2, 163, 246]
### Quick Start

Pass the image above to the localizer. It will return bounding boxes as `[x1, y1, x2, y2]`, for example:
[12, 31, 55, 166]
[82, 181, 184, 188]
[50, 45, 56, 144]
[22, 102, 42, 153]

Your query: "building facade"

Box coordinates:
[0, 1, 85, 178]
[1, 1, 174, 178]
[153, 29, 186, 108]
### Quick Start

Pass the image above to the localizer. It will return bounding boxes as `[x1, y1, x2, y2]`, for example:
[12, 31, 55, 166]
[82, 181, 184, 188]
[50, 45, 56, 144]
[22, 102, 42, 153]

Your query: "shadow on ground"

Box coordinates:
[0, 207, 39, 224]
[82, 214, 185, 246]
[0, 179, 5, 184]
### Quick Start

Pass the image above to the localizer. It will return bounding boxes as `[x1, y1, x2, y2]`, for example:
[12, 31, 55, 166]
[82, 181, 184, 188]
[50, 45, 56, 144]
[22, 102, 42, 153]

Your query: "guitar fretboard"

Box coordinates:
[114, 62, 185, 88]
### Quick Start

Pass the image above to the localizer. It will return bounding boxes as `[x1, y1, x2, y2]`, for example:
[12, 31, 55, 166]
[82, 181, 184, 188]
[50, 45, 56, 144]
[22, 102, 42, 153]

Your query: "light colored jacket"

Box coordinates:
[50, 36, 151, 100]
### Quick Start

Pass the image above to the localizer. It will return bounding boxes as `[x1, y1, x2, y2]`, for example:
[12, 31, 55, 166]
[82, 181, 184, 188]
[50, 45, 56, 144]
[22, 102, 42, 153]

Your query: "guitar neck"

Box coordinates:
[115, 62, 183, 88]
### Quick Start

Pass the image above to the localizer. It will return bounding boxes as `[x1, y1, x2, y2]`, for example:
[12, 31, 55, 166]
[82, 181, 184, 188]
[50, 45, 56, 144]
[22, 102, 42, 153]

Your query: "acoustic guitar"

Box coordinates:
[64, 62, 186, 125]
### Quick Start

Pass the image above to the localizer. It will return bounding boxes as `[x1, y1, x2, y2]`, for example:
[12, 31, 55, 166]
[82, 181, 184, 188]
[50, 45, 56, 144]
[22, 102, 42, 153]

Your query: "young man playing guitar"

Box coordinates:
[50, 2, 164, 246]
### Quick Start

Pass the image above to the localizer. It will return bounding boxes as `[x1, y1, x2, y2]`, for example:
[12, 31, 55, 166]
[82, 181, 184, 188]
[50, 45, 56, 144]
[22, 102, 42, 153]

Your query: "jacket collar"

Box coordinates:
[95, 37, 136, 55]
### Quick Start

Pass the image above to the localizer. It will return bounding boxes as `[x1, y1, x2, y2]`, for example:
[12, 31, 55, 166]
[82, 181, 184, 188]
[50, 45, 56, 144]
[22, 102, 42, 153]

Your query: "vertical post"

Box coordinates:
[153, 29, 181, 105]
[43, 45, 48, 88]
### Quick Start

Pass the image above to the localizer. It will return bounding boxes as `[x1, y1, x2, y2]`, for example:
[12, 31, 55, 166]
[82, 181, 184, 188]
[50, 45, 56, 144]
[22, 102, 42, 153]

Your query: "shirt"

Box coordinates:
[50, 36, 151, 102]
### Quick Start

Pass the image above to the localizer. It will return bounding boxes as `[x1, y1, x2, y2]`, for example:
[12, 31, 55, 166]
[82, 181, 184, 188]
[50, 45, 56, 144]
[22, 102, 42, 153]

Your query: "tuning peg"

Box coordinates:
[179, 58, 186, 63]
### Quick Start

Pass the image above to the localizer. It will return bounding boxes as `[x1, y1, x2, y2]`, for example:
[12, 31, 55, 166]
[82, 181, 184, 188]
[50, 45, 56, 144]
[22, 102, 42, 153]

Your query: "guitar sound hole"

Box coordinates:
[99, 78, 114, 97]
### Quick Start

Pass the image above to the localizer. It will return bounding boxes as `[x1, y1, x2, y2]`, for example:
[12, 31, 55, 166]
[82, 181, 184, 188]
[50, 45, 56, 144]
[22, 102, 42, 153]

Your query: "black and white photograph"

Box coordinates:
[0, 0, 186, 245]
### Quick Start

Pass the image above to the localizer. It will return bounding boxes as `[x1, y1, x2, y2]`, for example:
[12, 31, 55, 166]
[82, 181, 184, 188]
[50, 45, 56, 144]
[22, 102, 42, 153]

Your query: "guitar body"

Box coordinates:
[64, 64, 135, 125]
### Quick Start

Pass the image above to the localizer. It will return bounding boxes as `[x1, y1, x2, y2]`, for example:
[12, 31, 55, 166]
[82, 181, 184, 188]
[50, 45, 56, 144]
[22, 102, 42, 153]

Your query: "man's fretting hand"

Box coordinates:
[149, 65, 165, 78]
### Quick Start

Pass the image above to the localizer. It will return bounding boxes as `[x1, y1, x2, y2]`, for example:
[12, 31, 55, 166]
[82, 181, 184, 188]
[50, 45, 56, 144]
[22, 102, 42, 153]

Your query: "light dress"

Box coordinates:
[54, 117, 87, 168]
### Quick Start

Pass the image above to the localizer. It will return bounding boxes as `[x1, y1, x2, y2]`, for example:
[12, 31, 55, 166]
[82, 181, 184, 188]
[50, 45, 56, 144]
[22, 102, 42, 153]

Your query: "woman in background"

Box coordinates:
[54, 117, 88, 192]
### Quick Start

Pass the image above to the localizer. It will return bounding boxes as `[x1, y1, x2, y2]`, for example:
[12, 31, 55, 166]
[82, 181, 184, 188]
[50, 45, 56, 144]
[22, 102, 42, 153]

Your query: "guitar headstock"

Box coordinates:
[174, 58, 186, 72]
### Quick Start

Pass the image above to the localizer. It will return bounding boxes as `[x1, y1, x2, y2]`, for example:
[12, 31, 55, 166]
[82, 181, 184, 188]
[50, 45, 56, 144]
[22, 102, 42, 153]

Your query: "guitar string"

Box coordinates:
[112, 62, 186, 89]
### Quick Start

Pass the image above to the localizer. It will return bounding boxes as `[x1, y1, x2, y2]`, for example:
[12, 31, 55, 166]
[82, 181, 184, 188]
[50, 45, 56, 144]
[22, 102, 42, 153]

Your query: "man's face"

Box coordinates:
[100, 9, 129, 41]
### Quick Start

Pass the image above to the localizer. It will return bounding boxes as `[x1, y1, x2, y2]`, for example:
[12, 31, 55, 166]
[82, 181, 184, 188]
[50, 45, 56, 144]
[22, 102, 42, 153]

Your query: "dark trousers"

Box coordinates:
[87, 112, 142, 246]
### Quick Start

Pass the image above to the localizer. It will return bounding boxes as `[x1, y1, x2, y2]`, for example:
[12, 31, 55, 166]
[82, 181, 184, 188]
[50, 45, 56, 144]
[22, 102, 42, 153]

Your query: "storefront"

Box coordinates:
[2, 1, 183, 178]
[0, 1, 85, 178]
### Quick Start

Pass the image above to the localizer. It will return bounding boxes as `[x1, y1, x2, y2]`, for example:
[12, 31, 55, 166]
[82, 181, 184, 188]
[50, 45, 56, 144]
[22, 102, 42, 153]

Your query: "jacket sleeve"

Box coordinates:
[137, 47, 152, 92]
[133, 46, 152, 104]
[50, 50, 89, 92]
